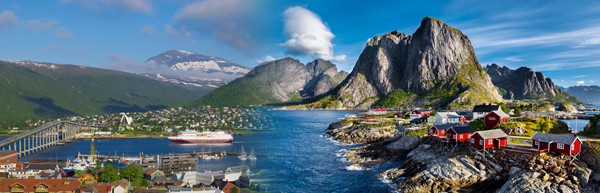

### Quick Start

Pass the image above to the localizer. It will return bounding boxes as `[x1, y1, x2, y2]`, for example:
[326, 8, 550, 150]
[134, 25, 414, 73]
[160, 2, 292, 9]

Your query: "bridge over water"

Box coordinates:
[0, 121, 103, 158]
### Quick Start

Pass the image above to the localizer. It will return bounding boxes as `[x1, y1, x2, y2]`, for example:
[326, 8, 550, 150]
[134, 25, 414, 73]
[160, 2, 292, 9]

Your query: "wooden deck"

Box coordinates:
[500, 145, 547, 154]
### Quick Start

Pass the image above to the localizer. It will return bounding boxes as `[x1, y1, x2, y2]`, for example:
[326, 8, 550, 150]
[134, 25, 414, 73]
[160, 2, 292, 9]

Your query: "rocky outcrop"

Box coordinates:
[326, 17, 503, 109]
[496, 170, 580, 193]
[324, 121, 395, 145]
[559, 102, 579, 113]
[485, 64, 579, 102]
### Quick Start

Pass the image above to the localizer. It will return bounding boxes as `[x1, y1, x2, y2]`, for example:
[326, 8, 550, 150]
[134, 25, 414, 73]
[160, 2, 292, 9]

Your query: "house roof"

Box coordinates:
[436, 112, 461, 119]
[0, 150, 18, 156]
[414, 109, 431, 112]
[489, 110, 509, 118]
[531, 133, 580, 145]
[431, 124, 454, 130]
[410, 118, 420, 123]
[476, 129, 507, 139]
[420, 115, 432, 119]
[0, 179, 80, 192]
[472, 104, 500, 113]
[144, 168, 158, 175]
[450, 126, 476, 134]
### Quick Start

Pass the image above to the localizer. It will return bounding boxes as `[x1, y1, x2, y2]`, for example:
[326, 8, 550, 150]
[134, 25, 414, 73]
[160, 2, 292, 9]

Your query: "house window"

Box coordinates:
[459, 135, 463, 139]
[479, 139, 483, 145]
[468, 134, 472, 138]
[535, 141, 539, 146]
[488, 140, 492, 145]
[489, 117, 496, 120]
[471, 138, 474, 143]
[557, 143, 564, 149]
[430, 129, 434, 133]
[571, 145, 574, 151]
[441, 130, 445, 134]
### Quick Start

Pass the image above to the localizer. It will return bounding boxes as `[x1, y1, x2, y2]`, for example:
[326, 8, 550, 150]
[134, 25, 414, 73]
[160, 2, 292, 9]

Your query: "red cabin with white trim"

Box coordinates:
[428, 124, 454, 137]
[531, 133, 582, 155]
[446, 126, 476, 142]
[470, 129, 508, 149]
[484, 111, 509, 126]
[410, 109, 431, 119]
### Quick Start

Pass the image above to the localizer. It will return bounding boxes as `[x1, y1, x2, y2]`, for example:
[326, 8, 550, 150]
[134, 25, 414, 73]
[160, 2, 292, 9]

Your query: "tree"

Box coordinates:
[230, 186, 239, 193]
[513, 108, 522, 117]
[120, 164, 143, 182]
[101, 164, 120, 182]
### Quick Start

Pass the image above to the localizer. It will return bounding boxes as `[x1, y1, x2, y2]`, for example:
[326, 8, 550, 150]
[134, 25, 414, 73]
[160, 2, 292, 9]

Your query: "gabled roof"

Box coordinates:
[414, 109, 431, 112]
[475, 129, 507, 139]
[436, 112, 459, 119]
[0, 179, 80, 192]
[489, 110, 509, 118]
[420, 115, 432, 119]
[431, 124, 454, 130]
[410, 118, 420, 123]
[472, 104, 500, 113]
[144, 168, 158, 175]
[449, 126, 476, 134]
[531, 133, 580, 145]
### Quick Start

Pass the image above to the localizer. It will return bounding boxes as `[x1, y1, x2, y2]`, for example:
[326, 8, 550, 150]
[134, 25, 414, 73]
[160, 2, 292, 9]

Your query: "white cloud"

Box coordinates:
[503, 57, 522, 62]
[253, 55, 276, 64]
[570, 75, 586, 78]
[577, 81, 585, 85]
[140, 25, 156, 36]
[175, 0, 243, 20]
[59, 0, 153, 15]
[0, 10, 19, 31]
[54, 27, 74, 39]
[26, 19, 60, 30]
[591, 80, 595, 83]
[561, 80, 564, 82]
[280, 6, 346, 61]
[164, 24, 192, 38]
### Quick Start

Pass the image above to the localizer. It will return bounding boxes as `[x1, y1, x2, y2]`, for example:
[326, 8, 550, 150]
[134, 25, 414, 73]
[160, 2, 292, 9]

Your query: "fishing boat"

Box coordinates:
[168, 129, 233, 143]
[248, 147, 257, 161]
[238, 146, 247, 161]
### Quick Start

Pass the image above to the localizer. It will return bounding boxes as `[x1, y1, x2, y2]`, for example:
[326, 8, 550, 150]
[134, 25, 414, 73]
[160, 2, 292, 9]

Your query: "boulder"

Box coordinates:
[497, 171, 579, 193]
[384, 136, 421, 153]
[554, 176, 565, 184]
[508, 166, 521, 176]
[592, 172, 600, 182]
[574, 167, 591, 187]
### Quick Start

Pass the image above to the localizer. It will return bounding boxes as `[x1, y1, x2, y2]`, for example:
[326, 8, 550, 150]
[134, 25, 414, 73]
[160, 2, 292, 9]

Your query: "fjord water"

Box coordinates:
[8, 109, 400, 192]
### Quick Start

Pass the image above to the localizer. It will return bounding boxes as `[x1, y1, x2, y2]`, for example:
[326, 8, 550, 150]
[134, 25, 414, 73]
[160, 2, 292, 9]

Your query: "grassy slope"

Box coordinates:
[0, 61, 202, 121]
[180, 76, 277, 108]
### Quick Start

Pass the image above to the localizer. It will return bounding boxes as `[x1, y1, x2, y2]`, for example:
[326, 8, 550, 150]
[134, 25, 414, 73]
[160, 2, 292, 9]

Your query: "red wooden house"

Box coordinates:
[531, 133, 582, 155]
[470, 129, 508, 149]
[484, 110, 509, 126]
[410, 109, 432, 119]
[392, 113, 404, 118]
[447, 126, 476, 142]
[428, 124, 454, 137]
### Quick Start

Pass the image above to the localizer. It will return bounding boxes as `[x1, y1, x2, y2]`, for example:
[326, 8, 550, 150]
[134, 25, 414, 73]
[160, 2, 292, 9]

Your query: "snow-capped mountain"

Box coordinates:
[143, 50, 251, 89]
[147, 50, 250, 75]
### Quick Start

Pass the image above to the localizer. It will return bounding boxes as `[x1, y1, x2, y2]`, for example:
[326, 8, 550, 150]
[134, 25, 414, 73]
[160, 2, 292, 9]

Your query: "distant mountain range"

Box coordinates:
[0, 60, 203, 121]
[484, 64, 579, 103]
[181, 58, 348, 107]
[559, 85, 600, 103]
[142, 50, 251, 90]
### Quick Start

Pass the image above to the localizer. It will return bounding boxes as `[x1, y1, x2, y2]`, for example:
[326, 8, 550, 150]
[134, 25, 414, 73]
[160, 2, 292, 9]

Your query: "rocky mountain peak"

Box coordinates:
[484, 64, 578, 102]
[325, 16, 502, 109]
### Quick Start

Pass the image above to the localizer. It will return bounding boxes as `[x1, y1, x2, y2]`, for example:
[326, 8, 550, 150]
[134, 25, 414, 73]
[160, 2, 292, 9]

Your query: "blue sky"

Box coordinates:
[1, 0, 600, 87]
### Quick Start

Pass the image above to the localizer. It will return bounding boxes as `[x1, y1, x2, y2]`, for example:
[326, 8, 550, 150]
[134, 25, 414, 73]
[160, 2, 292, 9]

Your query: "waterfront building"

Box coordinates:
[161, 155, 198, 176]
[446, 126, 476, 142]
[392, 113, 404, 118]
[531, 133, 582, 155]
[428, 124, 454, 137]
[470, 129, 508, 149]
[144, 169, 166, 181]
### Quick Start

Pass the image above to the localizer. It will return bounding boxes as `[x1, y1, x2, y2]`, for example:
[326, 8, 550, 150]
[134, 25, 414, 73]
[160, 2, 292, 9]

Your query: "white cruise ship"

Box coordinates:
[168, 129, 233, 143]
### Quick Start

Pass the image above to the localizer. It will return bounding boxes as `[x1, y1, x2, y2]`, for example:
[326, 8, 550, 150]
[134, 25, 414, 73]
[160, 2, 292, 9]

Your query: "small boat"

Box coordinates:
[248, 148, 257, 161]
[238, 146, 247, 161]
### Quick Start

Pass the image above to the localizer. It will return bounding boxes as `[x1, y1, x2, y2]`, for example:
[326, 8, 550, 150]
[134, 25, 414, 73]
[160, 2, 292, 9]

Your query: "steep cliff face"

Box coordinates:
[485, 64, 579, 102]
[184, 57, 347, 107]
[328, 17, 502, 109]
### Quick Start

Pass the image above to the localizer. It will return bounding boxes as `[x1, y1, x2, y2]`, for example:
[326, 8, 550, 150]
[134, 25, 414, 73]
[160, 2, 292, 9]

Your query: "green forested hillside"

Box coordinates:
[0, 61, 202, 121]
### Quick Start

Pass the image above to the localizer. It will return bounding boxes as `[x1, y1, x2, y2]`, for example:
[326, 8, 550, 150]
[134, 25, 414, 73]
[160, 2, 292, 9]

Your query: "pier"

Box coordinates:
[0, 121, 103, 158]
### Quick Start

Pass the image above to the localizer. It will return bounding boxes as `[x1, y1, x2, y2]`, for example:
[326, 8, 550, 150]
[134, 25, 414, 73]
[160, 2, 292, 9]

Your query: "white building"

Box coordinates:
[120, 113, 133, 125]
[434, 112, 464, 124]
[172, 170, 242, 186]
[472, 104, 501, 120]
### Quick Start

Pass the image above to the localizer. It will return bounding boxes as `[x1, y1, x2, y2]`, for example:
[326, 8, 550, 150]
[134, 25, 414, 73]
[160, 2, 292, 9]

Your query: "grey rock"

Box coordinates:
[574, 167, 591, 187]
[508, 166, 522, 176]
[485, 64, 573, 101]
[496, 171, 580, 193]
[385, 136, 421, 152]
[331, 17, 503, 109]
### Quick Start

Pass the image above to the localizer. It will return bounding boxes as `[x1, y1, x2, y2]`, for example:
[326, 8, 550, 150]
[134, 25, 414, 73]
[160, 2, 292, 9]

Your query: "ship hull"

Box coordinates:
[168, 137, 233, 143]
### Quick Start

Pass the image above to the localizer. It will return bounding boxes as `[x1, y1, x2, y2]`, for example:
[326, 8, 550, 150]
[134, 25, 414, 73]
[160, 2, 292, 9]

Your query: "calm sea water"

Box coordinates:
[3, 110, 401, 192]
